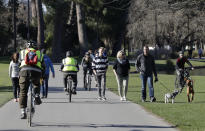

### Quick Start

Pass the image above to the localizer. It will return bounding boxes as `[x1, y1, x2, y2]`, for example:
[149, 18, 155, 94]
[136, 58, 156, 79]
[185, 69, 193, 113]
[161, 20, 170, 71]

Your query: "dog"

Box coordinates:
[185, 78, 194, 102]
[164, 91, 179, 104]
[164, 93, 175, 104]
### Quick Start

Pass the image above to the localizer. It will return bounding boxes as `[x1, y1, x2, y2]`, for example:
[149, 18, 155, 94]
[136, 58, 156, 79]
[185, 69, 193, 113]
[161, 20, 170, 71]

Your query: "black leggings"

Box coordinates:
[11, 77, 20, 99]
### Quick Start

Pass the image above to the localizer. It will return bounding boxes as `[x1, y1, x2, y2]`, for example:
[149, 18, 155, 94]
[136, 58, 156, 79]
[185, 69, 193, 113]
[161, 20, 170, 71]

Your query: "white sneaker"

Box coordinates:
[120, 97, 123, 101]
[102, 96, 106, 101]
[123, 97, 127, 101]
[97, 97, 102, 100]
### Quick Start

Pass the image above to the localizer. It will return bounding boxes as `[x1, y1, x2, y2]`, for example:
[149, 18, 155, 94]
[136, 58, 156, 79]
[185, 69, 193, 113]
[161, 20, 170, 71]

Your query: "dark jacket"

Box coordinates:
[176, 57, 193, 70]
[135, 53, 157, 77]
[113, 58, 130, 77]
[81, 57, 92, 71]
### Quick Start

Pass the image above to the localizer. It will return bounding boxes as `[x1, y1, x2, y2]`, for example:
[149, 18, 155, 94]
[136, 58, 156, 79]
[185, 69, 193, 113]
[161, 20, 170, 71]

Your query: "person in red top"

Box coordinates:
[175, 51, 194, 92]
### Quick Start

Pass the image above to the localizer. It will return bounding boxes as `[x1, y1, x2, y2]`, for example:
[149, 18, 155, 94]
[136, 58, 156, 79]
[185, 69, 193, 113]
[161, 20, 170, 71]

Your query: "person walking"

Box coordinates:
[198, 48, 203, 59]
[175, 51, 194, 93]
[61, 51, 79, 94]
[113, 50, 130, 101]
[92, 47, 109, 101]
[18, 41, 45, 119]
[135, 45, 158, 102]
[9, 52, 20, 102]
[81, 52, 92, 90]
[40, 49, 55, 98]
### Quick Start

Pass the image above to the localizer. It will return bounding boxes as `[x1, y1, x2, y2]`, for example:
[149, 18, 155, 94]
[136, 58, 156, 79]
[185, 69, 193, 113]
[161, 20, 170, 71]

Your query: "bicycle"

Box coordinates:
[60, 70, 74, 102]
[66, 75, 73, 102]
[175, 67, 193, 93]
[27, 72, 35, 127]
[85, 70, 92, 91]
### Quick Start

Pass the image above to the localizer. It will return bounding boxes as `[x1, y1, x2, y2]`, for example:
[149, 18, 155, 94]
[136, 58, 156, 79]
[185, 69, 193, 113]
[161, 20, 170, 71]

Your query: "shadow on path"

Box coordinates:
[33, 122, 177, 129]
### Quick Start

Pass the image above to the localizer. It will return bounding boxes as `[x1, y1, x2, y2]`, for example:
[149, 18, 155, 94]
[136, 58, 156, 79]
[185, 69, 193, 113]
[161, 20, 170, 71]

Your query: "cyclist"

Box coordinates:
[81, 52, 93, 90]
[175, 51, 194, 92]
[61, 51, 79, 94]
[18, 41, 45, 119]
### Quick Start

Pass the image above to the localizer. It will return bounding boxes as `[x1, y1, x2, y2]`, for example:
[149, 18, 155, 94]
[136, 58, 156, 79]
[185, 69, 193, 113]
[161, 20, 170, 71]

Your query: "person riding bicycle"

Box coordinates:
[61, 51, 79, 94]
[81, 52, 93, 90]
[18, 41, 45, 119]
[175, 51, 194, 93]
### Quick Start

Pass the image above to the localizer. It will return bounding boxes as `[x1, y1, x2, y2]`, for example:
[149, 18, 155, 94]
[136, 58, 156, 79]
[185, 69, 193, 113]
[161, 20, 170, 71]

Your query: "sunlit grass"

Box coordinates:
[0, 58, 12, 107]
[107, 66, 205, 131]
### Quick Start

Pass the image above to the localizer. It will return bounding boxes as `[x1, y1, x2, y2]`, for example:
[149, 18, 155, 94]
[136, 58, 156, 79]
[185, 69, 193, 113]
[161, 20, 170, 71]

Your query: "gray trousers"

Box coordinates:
[116, 75, 129, 98]
[96, 73, 106, 97]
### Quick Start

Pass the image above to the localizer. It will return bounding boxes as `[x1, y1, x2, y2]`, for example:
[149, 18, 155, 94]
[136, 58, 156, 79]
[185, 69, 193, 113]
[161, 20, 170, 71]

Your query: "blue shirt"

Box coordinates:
[43, 55, 55, 76]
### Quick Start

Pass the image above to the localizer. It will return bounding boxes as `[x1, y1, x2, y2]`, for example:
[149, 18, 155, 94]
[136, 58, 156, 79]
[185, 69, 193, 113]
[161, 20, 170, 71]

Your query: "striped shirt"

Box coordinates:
[92, 55, 109, 74]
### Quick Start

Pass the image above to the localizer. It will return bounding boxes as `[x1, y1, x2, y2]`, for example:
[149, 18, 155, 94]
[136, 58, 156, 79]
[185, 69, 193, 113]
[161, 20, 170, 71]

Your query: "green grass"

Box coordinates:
[0, 57, 13, 107]
[107, 66, 205, 131]
[155, 59, 205, 67]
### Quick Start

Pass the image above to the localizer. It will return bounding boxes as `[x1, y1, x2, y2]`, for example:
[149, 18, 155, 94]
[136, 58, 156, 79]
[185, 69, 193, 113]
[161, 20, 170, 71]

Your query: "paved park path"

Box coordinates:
[0, 65, 179, 131]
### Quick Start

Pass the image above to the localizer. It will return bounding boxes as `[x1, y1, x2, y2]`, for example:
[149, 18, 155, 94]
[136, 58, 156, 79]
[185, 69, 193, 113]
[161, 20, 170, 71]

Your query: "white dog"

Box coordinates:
[164, 93, 175, 104]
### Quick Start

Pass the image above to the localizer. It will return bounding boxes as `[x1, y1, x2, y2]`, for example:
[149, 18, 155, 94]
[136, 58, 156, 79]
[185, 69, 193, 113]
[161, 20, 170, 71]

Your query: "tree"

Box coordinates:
[31, 0, 37, 25]
[76, 2, 88, 56]
[35, 0, 45, 49]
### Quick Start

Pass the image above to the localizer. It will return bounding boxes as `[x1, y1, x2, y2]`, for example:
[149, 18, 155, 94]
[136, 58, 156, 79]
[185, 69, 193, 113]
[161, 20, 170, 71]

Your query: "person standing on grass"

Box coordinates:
[9, 52, 20, 102]
[135, 45, 158, 102]
[40, 49, 55, 98]
[198, 48, 203, 59]
[113, 50, 130, 101]
[92, 47, 109, 101]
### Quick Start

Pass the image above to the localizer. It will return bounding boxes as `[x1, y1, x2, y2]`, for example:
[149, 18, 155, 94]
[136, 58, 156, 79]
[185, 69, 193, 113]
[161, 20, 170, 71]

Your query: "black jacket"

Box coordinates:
[135, 53, 157, 77]
[113, 58, 130, 77]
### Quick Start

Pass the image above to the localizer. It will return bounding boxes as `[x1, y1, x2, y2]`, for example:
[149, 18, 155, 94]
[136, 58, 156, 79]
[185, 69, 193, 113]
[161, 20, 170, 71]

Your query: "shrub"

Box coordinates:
[166, 59, 175, 74]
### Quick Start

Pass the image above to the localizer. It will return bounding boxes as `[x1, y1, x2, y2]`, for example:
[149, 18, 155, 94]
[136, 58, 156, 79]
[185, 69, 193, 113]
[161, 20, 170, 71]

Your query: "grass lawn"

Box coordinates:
[107, 66, 205, 131]
[0, 57, 13, 107]
[155, 59, 205, 67]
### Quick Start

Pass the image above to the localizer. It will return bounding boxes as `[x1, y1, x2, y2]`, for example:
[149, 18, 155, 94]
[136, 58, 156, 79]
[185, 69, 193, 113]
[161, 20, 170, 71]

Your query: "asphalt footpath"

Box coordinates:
[0, 65, 179, 131]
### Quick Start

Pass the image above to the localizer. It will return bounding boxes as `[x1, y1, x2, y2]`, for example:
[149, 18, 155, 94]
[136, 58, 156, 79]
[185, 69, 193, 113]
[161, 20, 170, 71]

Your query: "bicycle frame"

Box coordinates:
[67, 75, 73, 102]
[27, 74, 35, 127]
[86, 73, 92, 91]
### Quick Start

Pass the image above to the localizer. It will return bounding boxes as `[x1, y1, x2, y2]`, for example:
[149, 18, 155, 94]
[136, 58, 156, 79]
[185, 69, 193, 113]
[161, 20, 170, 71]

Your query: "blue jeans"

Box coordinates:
[41, 74, 49, 97]
[140, 74, 154, 100]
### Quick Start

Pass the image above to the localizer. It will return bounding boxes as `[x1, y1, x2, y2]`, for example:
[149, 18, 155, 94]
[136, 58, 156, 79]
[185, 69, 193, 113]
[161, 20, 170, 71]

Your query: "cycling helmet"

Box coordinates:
[179, 51, 184, 55]
[66, 51, 73, 57]
[26, 41, 37, 49]
[85, 52, 90, 56]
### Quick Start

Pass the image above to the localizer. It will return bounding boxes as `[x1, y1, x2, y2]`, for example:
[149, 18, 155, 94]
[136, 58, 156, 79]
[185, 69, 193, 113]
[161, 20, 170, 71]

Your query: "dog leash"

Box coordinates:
[158, 81, 173, 92]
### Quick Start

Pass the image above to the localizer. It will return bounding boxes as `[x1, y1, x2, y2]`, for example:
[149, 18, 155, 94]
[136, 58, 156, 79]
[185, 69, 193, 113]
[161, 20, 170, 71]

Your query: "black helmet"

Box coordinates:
[26, 41, 37, 49]
[66, 51, 73, 57]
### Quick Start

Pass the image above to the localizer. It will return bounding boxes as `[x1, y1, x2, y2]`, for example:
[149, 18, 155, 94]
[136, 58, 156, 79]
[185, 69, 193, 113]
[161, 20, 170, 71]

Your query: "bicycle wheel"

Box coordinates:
[68, 80, 72, 102]
[84, 75, 87, 89]
[27, 84, 33, 127]
[88, 75, 91, 91]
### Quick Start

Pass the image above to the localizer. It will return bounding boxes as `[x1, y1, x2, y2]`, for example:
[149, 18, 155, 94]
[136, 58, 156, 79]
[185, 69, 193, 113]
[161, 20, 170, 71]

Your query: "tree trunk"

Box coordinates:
[76, 3, 88, 56]
[52, 6, 64, 62]
[35, 0, 45, 49]
[67, 1, 74, 25]
[31, 0, 37, 25]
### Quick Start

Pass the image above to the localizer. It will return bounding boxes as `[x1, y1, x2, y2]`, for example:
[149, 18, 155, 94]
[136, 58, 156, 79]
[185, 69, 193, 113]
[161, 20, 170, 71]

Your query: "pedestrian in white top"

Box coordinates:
[9, 52, 20, 102]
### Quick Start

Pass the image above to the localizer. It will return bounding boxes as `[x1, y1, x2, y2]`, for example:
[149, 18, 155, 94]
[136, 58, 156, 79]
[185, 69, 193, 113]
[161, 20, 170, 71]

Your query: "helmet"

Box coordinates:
[26, 41, 37, 49]
[85, 52, 90, 56]
[66, 51, 73, 57]
[179, 51, 184, 55]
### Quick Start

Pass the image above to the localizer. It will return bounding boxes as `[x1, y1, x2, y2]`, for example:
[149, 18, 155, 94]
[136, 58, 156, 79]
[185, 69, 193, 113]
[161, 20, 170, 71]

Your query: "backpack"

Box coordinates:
[25, 49, 38, 65]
